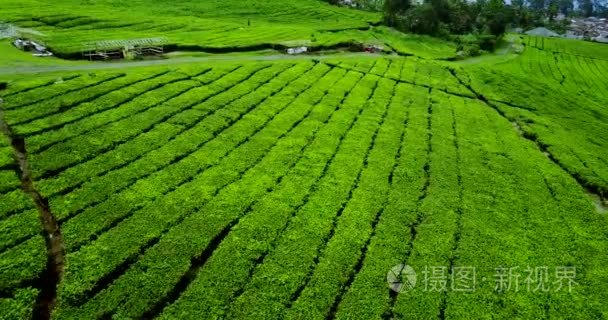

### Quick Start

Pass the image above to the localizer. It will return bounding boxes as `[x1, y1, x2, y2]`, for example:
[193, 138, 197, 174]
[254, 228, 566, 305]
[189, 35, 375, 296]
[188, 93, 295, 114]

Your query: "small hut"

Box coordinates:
[82, 37, 168, 60]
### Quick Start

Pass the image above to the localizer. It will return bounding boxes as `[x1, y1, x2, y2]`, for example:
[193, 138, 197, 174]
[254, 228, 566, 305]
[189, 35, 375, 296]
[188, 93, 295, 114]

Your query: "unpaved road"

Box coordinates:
[0, 52, 381, 76]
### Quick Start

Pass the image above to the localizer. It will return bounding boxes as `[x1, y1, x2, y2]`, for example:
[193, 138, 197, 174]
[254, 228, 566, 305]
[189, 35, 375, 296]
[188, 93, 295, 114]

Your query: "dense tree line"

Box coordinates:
[323, 0, 607, 53]
[379, 0, 509, 53]
[378, 0, 607, 52]
[327, 0, 608, 20]
[382, 0, 518, 36]
[327, 0, 608, 36]
[510, 0, 607, 29]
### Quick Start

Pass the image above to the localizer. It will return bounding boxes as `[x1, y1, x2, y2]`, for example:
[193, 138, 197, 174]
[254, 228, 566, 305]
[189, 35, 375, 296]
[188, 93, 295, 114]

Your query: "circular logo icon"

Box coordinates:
[387, 264, 417, 293]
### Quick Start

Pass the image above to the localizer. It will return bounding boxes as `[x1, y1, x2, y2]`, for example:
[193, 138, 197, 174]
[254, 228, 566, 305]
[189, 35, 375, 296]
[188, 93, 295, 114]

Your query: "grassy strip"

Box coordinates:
[0, 287, 39, 320]
[330, 59, 474, 99]
[355, 59, 378, 73]
[226, 75, 390, 320]
[0, 63, 291, 252]
[15, 69, 183, 137]
[0, 75, 80, 98]
[460, 65, 608, 197]
[4, 73, 129, 125]
[27, 80, 197, 178]
[332, 85, 429, 320]
[0, 190, 33, 220]
[43, 64, 291, 213]
[64, 68, 363, 320]
[192, 65, 240, 84]
[369, 59, 391, 76]
[57, 63, 299, 251]
[55, 64, 339, 307]
[0, 78, 203, 219]
[443, 97, 608, 318]
[0, 128, 19, 197]
[23, 66, 239, 155]
[7, 71, 162, 115]
[0, 146, 12, 168]
[0, 70, 185, 194]
[0, 66, 247, 218]
[28, 65, 271, 180]
[391, 91, 461, 318]
[0, 209, 40, 252]
[0, 170, 19, 194]
[417, 63, 471, 96]
[0, 236, 46, 293]
[0, 129, 181, 250]
[385, 58, 404, 80]
[4, 73, 130, 112]
[284, 82, 408, 320]
[440, 96, 547, 318]
[102, 70, 369, 319]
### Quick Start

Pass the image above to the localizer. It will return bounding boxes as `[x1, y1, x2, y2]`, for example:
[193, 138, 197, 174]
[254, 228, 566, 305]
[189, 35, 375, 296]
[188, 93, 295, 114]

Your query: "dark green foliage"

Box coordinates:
[384, 0, 413, 26]
[478, 0, 508, 36]
[581, 0, 594, 16]
[0, 288, 39, 320]
[383, 0, 509, 49]
[402, 3, 440, 35]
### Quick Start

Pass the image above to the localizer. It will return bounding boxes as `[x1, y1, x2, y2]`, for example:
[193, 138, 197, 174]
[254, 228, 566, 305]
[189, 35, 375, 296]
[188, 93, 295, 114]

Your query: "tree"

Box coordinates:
[355, 0, 384, 10]
[402, 3, 439, 34]
[383, 0, 508, 45]
[512, 0, 524, 9]
[558, 0, 574, 15]
[510, 0, 529, 26]
[480, 0, 508, 36]
[448, 0, 474, 34]
[548, 0, 559, 20]
[384, 0, 412, 27]
[528, 0, 546, 11]
[428, 0, 451, 21]
[596, 0, 608, 17]
[580, 0, 594, 16]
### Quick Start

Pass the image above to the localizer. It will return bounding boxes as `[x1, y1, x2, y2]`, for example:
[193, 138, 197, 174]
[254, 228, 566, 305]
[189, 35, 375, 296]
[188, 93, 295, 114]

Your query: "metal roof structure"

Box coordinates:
[82, 37, 168, 51]
[525, 27, 560, 37]
[0, 23, 17, 39]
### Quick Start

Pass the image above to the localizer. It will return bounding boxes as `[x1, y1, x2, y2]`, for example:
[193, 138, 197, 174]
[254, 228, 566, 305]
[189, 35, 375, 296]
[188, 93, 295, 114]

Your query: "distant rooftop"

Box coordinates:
[525, 27, 560, 37]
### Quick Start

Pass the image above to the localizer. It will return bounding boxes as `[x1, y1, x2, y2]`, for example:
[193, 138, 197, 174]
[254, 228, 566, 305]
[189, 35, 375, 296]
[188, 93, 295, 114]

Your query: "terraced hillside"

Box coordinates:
[459, 36, 608, 200]
[0, 0, 381, 57]
[0, 0, 462, 60]
[1, 39, 608, 319]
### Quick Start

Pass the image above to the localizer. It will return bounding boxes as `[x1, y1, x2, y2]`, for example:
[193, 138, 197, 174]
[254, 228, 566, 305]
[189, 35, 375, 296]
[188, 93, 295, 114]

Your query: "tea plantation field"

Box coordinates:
[0, 0, 459, 59]
[0, 0, 379, 57]
[1, 33, 608, 320]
